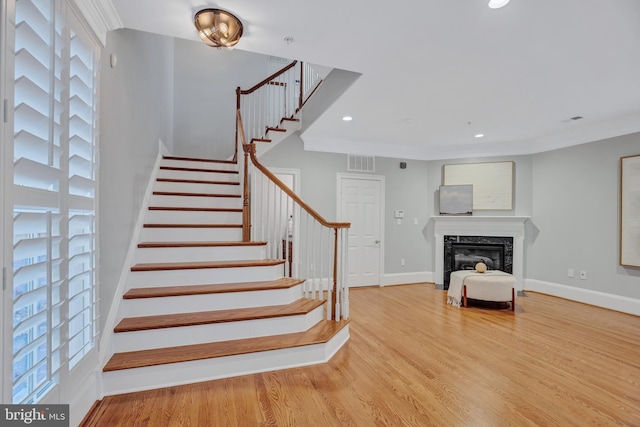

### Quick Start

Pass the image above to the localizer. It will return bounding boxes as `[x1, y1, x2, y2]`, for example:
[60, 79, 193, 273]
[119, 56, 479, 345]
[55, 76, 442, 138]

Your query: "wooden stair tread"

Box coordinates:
[152, 191, 241, 198]
[159, 166, 239, 174]
[163, 156, 236, 165]
[148, 207, 242, 212]
[103, 320, 349, 372]
[114, 298, 325, 332]
[251, 138, 271, 143]
[137, 241, 266, 249]
[156, 178, 239, 185]
[124, 277, 304, 299]
[266, 127, 286, 133]
[131, 259, 285, 272]
[142, 223, 242, 228]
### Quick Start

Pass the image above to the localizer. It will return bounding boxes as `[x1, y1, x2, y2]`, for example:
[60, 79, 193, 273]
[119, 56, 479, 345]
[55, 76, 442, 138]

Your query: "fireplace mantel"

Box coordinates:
[432, 216, 530, 290]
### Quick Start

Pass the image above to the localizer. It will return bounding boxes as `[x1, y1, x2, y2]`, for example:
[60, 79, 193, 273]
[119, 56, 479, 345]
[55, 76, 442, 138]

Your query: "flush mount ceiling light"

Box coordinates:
[488, 0, 511, 9]
[342, 116, 353, 121]
[194, 8, 243, 48]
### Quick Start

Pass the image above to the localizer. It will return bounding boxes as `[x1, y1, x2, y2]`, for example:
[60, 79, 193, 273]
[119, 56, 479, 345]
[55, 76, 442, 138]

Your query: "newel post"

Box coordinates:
[332, 227, 338, 320]
[242, 143, 254, 242]
[234, 87, 241, 163]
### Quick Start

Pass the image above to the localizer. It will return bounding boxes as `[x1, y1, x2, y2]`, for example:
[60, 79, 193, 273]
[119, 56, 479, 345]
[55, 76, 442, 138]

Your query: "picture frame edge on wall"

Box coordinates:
[620, 153, 640, 269]
[442, 161, 514, 211]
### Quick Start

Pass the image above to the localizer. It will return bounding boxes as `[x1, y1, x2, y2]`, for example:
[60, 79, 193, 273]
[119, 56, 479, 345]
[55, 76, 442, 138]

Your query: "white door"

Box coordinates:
[338, 175, 383, 287]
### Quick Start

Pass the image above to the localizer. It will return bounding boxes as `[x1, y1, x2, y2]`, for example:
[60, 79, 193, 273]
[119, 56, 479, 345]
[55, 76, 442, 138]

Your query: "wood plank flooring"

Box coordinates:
[82, 283, 640, 426]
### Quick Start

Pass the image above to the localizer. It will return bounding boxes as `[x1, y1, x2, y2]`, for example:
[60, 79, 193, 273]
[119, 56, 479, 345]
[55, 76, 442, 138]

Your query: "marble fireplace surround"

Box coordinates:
[433, 216, 530, 291]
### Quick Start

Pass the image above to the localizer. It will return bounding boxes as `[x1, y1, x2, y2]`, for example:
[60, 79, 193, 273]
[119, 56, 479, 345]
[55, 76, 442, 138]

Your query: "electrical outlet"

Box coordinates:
[568, 268, 574, 278]
[579, 270, 587, 280]
[401, 258, 405, 266]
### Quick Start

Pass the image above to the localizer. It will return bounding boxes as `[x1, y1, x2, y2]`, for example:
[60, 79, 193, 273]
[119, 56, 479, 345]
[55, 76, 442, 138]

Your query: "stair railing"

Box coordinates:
[237, 111, 350, 321]
[235, 61, 321, 161]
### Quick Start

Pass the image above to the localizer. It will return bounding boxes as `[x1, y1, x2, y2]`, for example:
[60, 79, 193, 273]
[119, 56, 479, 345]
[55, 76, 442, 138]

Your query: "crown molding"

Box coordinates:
[73, 0, 123, 46]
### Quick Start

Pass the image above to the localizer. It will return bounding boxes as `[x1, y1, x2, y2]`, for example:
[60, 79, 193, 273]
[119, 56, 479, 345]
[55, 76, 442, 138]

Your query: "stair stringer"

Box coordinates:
[98, 141, 169, 371]
[254, 113, 302, 158]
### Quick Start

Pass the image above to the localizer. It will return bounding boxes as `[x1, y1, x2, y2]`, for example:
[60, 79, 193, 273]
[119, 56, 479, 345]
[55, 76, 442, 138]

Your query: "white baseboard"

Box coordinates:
[69, 372, 100, 427]
[524, 279, 640, 316]
[381, 271, 433, 287]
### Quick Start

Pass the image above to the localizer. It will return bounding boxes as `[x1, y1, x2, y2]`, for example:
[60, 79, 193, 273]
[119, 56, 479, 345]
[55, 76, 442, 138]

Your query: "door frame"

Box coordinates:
[336, 173, 385, 287]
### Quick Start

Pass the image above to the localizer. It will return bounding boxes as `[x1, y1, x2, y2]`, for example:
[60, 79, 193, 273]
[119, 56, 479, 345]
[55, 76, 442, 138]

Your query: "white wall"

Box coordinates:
[172, 39, 273, 160]
[99, 28, 175, 330]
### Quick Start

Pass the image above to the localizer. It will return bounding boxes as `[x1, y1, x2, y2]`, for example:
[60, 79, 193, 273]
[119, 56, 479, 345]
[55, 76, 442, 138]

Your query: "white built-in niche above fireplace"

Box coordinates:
[432, 216, 530, 291]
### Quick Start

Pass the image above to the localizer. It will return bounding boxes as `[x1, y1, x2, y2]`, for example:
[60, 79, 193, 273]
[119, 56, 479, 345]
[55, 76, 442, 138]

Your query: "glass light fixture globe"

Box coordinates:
[488, 0, 511, 9]
[194, 9, 243, 48]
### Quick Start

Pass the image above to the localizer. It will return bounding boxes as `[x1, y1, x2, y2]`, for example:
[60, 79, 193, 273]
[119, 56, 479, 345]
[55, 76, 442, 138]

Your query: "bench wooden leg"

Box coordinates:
[511, 288, 515, 311]
[463, 285, 468, 308]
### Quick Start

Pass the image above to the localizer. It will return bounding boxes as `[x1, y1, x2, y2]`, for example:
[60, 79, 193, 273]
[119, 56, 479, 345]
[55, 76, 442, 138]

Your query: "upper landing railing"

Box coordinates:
[235, 61, 350, 322]
[234, 61, 322, 160]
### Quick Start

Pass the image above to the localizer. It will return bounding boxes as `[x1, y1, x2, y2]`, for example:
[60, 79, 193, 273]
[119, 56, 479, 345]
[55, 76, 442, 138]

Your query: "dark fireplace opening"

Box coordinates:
[443, 235, 513, 289]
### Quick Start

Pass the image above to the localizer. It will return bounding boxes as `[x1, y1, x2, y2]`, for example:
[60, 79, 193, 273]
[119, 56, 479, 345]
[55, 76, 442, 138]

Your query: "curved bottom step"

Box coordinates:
[102, 321, 349, 396]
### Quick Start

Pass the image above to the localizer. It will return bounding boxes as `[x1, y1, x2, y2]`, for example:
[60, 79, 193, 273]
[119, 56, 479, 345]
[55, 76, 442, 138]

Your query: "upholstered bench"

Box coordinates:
[448, 270, 516, 311]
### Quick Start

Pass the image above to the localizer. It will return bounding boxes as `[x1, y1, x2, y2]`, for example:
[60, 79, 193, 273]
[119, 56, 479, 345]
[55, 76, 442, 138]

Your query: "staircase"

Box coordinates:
[101, 156, 349, 395]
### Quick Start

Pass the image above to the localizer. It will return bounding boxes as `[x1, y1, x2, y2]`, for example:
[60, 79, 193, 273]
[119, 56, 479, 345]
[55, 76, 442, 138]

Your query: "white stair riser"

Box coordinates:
[121, 285, 304, 317]
[157, 169, 239, 183]
[161, 159, 237, 171]
[114, 306, 325, 352]
[126, 264, 285, 288]
[133, 245, 266, 264]
[153, 181, 240, 195]
[139, 227, 242, 242]
[150, 194, 241, 209]
[102, 326, 349, 396]
[144, 209, 242, 225]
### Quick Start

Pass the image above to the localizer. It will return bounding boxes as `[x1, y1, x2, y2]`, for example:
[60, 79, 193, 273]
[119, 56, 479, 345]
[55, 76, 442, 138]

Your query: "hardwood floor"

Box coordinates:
[82, 284, 640, 426]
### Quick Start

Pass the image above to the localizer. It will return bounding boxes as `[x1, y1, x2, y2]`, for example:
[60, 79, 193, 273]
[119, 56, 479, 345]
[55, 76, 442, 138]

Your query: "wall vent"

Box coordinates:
[348, 155, 375, 172]
[268, 55, 290, 64]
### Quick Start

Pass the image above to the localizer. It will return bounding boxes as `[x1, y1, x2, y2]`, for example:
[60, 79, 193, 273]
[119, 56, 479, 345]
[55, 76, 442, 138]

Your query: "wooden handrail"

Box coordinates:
[238, 61, 298, 95]
[237, 110, 349, 230]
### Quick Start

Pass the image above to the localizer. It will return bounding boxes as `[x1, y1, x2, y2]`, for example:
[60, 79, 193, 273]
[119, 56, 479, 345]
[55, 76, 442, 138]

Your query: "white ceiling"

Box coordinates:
[110, 0, 640, 160]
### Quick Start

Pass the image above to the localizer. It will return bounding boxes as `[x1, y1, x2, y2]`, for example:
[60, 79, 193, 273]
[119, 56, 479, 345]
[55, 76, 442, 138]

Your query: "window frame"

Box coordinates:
[2, 0, 101, 405]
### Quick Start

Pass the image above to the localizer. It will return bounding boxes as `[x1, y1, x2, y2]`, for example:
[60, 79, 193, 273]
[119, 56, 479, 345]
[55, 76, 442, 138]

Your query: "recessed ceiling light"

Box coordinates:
[342, 116, 353, 121]
[475, 134, 485, 138]
[488, 0, 511, 9]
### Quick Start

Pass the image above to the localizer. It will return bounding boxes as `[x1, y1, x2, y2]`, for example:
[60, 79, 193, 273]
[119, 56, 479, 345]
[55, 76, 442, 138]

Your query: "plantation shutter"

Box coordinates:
[11, 0, 99, 404]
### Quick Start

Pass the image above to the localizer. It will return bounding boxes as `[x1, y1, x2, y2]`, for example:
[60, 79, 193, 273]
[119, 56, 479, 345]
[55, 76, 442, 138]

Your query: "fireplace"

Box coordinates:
[432, 216, 529, 291]
[443, 235, 513, 289]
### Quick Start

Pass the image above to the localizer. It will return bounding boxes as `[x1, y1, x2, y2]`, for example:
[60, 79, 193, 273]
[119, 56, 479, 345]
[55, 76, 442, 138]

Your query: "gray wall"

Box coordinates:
[99, 29, 175, 330]
[528, 132, 640, 299]
[424, 155, 534, 274]
[260, 134, 431, 275]
[172, 39, 272, 159]
[262, 131, 640, 300]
